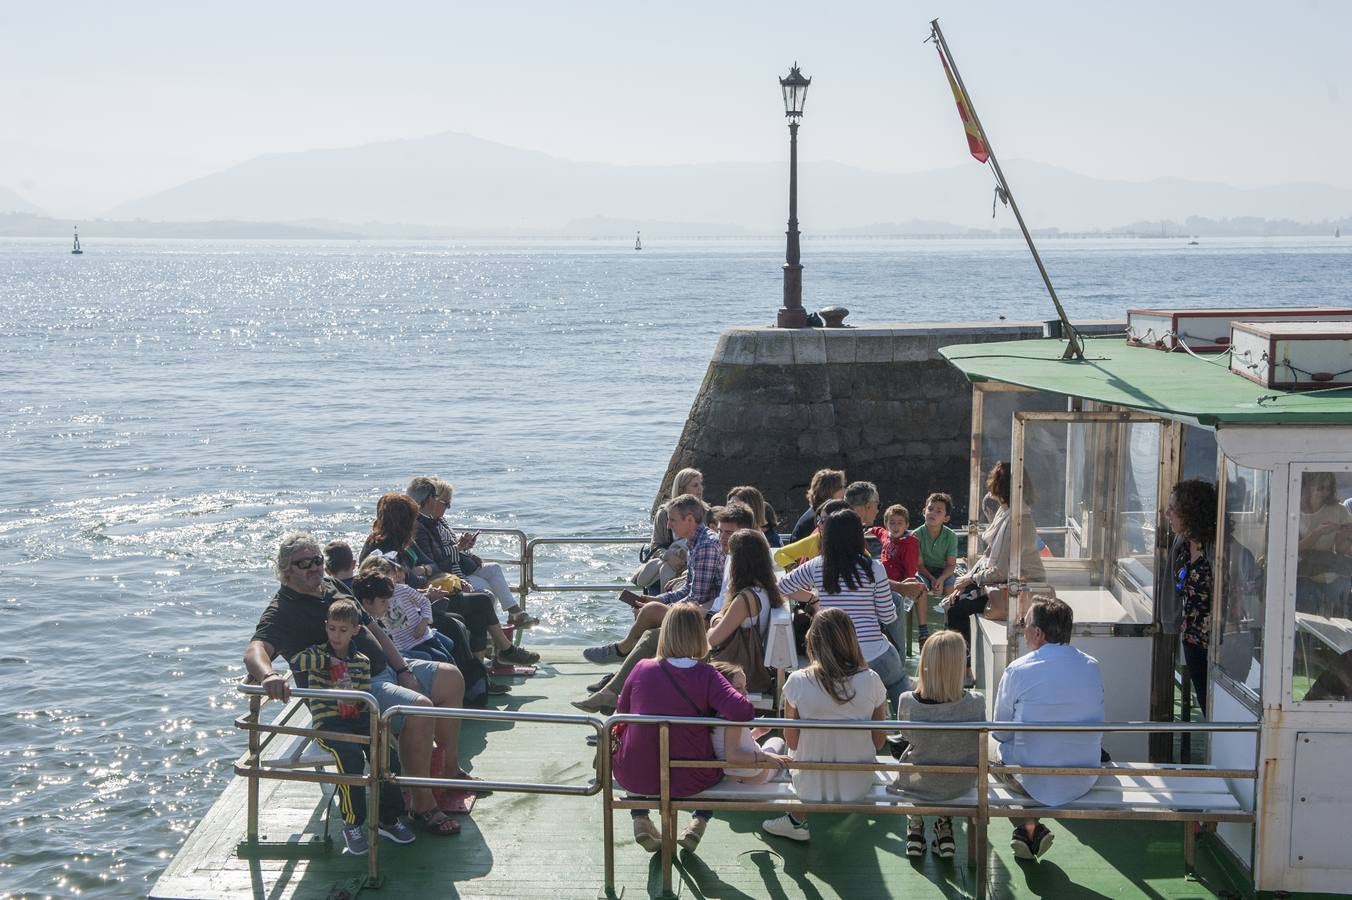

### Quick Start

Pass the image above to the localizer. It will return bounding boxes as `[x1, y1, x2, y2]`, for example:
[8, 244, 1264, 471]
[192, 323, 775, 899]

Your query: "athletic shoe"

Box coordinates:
[678, 816, 707, 852]
[1011, 823, 1054, 860]
[342, 824, 370, 856]
[932, 817, 956, 858]
[583, 643, 622, 664]
[378, 819, 416, 845]
[761, 814, 810, 842]
[499, 645, 540, 665]
[905, 817, 926, 857]
[633, 815, 662, 853]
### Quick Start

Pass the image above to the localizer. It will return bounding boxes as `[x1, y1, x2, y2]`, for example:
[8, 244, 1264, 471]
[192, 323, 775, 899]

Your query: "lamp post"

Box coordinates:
[777, 63, 811, 328]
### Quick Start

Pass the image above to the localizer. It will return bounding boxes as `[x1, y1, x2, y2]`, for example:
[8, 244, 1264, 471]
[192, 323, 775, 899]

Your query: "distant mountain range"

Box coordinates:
[101, 131, 1352, 234]
[4, 130, 1352, 238]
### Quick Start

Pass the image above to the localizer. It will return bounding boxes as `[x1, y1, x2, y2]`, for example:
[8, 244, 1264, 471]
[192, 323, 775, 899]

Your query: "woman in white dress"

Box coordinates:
[761, 607, 888, 842]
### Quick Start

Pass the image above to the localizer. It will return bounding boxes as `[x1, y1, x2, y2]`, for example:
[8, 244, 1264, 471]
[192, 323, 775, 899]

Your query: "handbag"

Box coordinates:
[711, 590, 773, 694]
[458, 549, 483, 577]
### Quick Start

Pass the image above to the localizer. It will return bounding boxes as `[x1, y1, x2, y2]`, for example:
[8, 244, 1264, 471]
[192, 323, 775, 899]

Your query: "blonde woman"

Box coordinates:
[647, 467, 705, 558]
[762, 608, 888, 842]
[889, 631, 985, 859]
[611, 604, 753, 853]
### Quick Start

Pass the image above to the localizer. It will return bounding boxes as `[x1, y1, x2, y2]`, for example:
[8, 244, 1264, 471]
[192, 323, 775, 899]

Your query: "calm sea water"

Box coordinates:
[2, 235, 1349, 896]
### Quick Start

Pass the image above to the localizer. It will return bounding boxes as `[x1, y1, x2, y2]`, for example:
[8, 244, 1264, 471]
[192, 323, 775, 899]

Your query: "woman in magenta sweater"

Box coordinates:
[612, 604, 754, 853]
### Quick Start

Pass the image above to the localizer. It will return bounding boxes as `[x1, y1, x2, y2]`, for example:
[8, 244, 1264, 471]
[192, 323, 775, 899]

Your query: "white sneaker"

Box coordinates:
[761, 814, 810, 841]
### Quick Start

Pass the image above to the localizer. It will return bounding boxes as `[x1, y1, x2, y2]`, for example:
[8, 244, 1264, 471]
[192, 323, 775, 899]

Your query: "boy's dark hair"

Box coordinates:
[326, 597, 363, 626]
[925, 492, 954, 517]
[715, 501, 756, 530]
[1027, 595, 1073, 645]
[883, 503, 909, 524]
[324, 540, 355, 574]
[351, 573, 395, 604]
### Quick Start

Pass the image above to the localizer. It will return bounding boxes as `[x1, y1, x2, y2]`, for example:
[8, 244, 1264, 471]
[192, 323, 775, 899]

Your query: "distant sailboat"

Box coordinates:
[634, 231, 642, 251]
[71, 227, 83, 255]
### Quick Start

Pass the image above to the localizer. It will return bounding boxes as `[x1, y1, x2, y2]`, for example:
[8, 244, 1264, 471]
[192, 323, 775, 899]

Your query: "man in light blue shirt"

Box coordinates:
[992, 596, 1104, 860]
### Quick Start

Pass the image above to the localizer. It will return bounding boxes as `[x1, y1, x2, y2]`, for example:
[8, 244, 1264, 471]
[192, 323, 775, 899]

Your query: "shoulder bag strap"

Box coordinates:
[656, 660, 709, 717]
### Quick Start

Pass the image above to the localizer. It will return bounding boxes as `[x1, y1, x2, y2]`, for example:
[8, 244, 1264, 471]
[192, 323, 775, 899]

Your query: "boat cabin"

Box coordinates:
[940, 308, 1352, 895]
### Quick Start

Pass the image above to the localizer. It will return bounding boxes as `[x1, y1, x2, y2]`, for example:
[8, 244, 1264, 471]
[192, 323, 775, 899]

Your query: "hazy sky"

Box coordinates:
[3, 1, 1350, 217]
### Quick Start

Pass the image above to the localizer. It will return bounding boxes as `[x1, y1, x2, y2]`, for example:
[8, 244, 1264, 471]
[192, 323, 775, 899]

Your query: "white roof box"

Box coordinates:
[1229, 321, 1352, 390]
[1127, 307, 1352, 352]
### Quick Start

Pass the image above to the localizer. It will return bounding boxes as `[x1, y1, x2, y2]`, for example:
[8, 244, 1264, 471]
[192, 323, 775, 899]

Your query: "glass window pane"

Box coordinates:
[1219, 461, 1267, 697]
[1292, 469, 1352, 702]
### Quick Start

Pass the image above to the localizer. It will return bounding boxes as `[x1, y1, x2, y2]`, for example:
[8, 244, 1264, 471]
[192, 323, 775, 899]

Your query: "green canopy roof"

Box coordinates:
[940, 336, 1352, 426]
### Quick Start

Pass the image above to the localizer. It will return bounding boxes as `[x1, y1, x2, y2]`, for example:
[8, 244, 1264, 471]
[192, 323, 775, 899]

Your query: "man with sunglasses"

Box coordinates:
[242, 532, 468, 836]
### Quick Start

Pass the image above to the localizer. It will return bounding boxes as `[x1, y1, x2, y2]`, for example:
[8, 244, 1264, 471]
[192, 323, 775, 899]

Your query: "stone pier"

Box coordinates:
[656, 321, 1122, 528]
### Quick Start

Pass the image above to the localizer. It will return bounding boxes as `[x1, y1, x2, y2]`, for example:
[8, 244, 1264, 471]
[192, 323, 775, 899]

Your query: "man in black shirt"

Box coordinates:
[244, 532, 468, 835]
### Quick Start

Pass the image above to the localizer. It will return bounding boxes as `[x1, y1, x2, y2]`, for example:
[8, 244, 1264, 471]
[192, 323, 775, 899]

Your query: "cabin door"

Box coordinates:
[993, 410, 1174, 760]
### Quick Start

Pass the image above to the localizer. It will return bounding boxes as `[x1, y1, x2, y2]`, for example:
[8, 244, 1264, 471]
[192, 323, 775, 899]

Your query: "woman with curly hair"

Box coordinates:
[1166, 479, 1218, 715]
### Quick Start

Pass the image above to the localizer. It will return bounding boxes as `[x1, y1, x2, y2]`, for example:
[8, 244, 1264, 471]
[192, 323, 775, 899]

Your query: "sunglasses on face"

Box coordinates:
[292, 556, 325, 571]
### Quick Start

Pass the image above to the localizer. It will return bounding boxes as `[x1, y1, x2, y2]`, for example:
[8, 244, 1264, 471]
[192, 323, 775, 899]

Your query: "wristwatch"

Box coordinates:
[395, 666, 411, 676]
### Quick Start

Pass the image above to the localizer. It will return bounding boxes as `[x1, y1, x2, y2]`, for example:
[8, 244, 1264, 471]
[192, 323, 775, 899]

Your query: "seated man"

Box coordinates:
[991, 596, 1104, 860]
[243, 532, 468, 836]
[571, 496, 734, 711]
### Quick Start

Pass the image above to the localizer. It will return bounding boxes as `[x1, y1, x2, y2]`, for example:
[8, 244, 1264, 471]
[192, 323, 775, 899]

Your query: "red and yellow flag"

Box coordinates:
[938, 46, 988, 163]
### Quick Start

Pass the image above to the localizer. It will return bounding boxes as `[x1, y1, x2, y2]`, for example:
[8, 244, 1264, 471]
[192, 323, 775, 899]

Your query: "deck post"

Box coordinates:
[658, 724, 676, 899]
[601, 726, 617, 897]
[366, 704, 381, 885]
[976, 729, 989, 900]
[246, 694, 261, 844]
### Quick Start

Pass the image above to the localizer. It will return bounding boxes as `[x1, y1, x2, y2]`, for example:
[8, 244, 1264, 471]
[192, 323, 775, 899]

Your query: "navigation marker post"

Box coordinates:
[929, 19, 1084, 360]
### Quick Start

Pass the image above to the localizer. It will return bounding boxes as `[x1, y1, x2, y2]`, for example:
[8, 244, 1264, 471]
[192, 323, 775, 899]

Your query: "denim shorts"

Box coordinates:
[370, 658, 439, 733]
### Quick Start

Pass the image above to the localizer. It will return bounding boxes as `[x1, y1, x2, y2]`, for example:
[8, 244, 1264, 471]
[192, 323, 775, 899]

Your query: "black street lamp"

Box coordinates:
[777, 63, 811, 328]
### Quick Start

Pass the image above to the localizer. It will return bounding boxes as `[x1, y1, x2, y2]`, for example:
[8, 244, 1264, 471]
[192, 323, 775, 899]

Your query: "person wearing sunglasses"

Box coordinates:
[242, 532, 469, 836]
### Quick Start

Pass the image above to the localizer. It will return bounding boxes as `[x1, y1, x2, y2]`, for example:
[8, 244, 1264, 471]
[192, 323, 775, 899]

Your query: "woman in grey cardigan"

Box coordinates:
[889, 630, 985, 858]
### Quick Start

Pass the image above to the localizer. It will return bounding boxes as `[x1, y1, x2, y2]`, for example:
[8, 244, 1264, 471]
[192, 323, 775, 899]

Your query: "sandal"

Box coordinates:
[411, 807, 461, 836]
[509, 610, 540, 628]
[450, 770, 493, 795]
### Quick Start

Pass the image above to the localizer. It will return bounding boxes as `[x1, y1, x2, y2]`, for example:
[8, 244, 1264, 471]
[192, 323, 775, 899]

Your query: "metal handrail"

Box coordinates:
[377, 704, 607, 796]
[236, 683, 384, 887]
[604, 712, 1260, 900]
[525, 535, 650, 593]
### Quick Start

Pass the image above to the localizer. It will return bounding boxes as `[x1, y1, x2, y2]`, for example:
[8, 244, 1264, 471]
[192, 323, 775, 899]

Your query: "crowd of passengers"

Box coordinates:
[239, 464, 1134, 864]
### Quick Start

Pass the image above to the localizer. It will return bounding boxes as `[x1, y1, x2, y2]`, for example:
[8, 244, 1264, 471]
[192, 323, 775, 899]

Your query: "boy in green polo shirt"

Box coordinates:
[912, 492, 958, 598]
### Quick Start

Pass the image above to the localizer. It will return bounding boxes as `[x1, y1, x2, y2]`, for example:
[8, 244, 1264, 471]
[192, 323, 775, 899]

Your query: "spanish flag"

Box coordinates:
[938, 46, 988, 163]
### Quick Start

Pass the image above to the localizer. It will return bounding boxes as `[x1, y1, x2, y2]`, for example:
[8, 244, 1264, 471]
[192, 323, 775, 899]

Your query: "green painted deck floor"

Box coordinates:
[153, 647, 1258, 899]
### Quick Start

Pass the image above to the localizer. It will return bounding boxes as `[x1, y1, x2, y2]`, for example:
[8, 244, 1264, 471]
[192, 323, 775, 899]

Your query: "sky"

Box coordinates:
[2, 0, 1350, 218]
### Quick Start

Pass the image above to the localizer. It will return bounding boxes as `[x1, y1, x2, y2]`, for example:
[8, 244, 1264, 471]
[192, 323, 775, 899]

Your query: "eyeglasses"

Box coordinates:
[292, 555, 325, 571]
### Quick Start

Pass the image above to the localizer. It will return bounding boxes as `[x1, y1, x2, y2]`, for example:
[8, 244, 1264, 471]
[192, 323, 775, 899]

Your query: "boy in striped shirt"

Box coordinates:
[292, 598, 414, 855]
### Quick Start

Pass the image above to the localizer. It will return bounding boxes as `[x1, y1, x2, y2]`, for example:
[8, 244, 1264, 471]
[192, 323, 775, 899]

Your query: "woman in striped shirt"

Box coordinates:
[777, 510, 909, 711]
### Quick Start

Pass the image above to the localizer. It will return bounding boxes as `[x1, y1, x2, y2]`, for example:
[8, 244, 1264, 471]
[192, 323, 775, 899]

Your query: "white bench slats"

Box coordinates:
[682, 755, 1241, 814]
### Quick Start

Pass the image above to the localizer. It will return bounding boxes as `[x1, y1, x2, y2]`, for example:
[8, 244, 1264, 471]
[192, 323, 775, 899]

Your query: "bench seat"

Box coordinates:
[675, 757, 1242, 818]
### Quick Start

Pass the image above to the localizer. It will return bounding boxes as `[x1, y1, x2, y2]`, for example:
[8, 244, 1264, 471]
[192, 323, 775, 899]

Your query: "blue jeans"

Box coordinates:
[867, 644, 909, 713]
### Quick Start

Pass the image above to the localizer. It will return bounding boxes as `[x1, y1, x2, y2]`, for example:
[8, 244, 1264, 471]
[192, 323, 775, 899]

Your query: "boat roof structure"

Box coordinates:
[940, 336, 1352, 427]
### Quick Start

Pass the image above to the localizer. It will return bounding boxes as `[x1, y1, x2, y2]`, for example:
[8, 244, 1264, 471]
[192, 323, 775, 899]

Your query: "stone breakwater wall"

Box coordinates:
[656, 320, 1123, 529]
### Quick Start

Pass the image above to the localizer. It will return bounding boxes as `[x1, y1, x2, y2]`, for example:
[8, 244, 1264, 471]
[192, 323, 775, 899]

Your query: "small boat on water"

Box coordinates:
[71, 227, 83, 255]
[634, 231, 642, 251]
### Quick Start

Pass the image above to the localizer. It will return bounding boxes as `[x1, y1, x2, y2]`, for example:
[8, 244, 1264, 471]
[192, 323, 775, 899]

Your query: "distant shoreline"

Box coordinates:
[2, 212, 1347, 243]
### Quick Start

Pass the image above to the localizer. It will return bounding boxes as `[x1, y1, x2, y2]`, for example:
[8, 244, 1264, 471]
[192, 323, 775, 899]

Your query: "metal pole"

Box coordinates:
[778, 119, 808, 328]
[930, 19, 1083, 361]
[366, 702, 381, 885]
[659, 724, 676, 898]
[246, 694, 261, 844]
[601, 729, 617, 898]
[976, 729, 989, 899]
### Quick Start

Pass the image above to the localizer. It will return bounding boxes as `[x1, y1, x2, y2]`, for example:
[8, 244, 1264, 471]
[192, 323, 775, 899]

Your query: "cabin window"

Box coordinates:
[1218, 461, 1267, 699]
[1291, 468, 1352, 702]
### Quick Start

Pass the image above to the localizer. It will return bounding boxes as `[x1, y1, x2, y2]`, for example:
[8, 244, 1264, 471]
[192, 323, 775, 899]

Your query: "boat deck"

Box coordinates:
[153, 647, 1260, 899]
